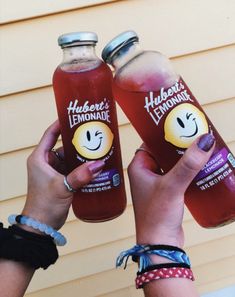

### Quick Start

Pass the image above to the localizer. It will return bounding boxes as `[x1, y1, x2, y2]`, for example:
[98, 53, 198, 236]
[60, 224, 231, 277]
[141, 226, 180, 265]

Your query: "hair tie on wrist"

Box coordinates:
[116, 244, 190, 272]
[8, 214, 67, 246]
[0, 223, 58, 269]
[137, 262, 191, 274]
[116, 244, 194, 289]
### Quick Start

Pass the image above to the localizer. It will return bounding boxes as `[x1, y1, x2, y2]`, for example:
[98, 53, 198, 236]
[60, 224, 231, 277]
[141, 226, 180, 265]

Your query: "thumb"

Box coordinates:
[66, 160, 105, 192]
[166, 133, 215, 193]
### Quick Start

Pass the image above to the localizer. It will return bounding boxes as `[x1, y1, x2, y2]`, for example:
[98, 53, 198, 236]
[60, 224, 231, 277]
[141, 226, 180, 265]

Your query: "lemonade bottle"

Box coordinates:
[53, 32, 126, 222]
[102, 30, 235, 227]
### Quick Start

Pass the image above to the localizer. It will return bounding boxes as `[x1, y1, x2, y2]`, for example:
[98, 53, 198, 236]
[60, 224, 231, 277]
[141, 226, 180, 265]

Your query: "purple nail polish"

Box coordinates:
[88, 160, 105, 174]
[197, 133, 215, 152]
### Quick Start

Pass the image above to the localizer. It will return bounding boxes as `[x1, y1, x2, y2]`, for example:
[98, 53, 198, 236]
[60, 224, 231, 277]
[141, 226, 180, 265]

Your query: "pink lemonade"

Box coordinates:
[102, 31, 235, 227]
[53, 32, 126, 222]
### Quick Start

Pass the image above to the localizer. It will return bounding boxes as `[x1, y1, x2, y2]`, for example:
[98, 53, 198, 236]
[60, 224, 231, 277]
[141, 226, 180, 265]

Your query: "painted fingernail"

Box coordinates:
[197, 133, 215, 152]
[88, 160, 105, 174]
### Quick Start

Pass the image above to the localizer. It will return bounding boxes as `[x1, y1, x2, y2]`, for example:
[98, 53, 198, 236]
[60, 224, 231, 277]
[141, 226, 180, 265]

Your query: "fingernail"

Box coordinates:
[197, 133, 215, 152]
[88, 160, 105, 174]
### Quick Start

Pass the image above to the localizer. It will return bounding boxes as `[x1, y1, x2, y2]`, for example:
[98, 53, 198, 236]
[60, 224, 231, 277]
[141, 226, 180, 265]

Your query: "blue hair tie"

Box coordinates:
[116, 244, 191, 272]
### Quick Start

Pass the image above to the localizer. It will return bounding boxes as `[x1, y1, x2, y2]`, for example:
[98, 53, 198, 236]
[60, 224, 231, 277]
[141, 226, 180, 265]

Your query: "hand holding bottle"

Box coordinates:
[128, 134, 215, 247]
[22, 121, 105, 231]
[102, 30, 235, 227]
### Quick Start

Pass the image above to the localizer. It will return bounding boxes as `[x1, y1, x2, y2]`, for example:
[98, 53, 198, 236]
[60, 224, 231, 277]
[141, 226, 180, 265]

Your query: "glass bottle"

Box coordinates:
[53, 32, 126, 222]
[102, 30, 235, 228]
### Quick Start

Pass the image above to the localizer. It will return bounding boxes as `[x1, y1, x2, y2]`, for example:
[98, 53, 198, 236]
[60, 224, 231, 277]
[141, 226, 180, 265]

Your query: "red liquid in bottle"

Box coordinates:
[113, 78, 235, 227]
[102, 32, 235, 227]
[53, 36, 126, 222]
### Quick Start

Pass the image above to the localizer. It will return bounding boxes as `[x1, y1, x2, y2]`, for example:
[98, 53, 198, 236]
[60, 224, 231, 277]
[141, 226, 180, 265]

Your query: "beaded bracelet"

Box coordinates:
[8, 215, 67, 246]
[136, 267, 194, 289]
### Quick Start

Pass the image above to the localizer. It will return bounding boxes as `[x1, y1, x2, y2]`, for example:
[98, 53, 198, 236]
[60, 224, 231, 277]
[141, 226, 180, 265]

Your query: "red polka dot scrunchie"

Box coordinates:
[136, 267, 194, 289]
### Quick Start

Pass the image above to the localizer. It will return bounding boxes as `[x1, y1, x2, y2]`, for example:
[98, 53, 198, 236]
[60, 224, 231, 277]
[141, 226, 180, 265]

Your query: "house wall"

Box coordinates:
[0, 0, 235, 296]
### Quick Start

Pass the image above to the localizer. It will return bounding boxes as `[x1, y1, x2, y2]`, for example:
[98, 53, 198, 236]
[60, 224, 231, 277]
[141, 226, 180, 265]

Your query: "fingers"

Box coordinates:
[166, 133, 215, 193]
[65, 160, 105, 191]
[128, 144, 162, 179]
[35, 120, 61, 156]
[48, 147, 66, 174]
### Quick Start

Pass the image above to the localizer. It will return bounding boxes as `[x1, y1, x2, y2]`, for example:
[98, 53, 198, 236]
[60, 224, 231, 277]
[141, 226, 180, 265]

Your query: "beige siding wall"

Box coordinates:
[0, 0, 235, 296]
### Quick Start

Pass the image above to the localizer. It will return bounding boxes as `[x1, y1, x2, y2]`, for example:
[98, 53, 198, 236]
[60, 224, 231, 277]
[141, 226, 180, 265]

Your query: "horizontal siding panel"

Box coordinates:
[58, 206, 136, 256]
[0, 123, 142, 200]
[98, 287, 133, 297]
[0, 142, 132, 200]
[0, 203, 192, 257]
[41, 216, 235, 258]
[1, 124, 235, 201]
[26, 264, 138, 297]
[1, 45, 235, 154]
[172, 44, 235, 105]
[184, 220, 235, 248]
[25, 232, 235, 295]
[129, 287, 144, 297]
[228, 141, 235, 155]
[0, 0, 118, 24]
[0, 196, 26, 222]
[0, 89, 128, 154]
[199, 276, 235, 295]
[195, 256, 235, 289]
[0, 148, 30, 200]
[188, 234, 235, 267]
[0, 167, 134, 224]
[0, 140, 130, 199]
[27, 237, 137, 294]
[204, 98, 235, 143]
[1, 0, 235, 96]
[0, 88, 58, 154]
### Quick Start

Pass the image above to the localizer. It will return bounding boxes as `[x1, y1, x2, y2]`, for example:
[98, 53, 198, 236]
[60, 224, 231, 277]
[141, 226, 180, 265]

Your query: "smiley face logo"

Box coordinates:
[164, 103, 209, 148]
[72, 121, 114, 159]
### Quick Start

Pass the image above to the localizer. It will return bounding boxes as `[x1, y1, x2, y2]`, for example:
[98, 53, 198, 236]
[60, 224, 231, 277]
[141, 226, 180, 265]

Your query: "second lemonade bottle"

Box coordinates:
[102, 30, 235, 228]
[53, 32, 126, 222]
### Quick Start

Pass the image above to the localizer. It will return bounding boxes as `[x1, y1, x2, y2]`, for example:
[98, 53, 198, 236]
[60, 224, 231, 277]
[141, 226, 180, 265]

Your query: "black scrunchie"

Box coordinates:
[0, 223, 58, 269]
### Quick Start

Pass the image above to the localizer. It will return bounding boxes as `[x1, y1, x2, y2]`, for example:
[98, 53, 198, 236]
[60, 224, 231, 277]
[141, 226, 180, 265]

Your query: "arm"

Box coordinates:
[0, 121, 105, 297]
[128, 133, 215, 297]
[0, 260, 35, 297]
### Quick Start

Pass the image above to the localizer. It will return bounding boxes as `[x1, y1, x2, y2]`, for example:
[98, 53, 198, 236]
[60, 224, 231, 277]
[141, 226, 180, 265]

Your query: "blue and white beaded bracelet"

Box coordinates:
[8, 214, 67, 246]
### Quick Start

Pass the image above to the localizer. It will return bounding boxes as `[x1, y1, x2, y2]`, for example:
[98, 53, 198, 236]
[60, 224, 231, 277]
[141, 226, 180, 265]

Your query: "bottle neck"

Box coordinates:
[110, 42, 143, 70]
[62, 44, 97, 64]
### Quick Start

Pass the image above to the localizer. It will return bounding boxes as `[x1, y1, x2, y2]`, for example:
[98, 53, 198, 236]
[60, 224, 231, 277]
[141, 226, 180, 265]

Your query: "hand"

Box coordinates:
[128, 133, 215, 248]
[22, 121, 105, 230]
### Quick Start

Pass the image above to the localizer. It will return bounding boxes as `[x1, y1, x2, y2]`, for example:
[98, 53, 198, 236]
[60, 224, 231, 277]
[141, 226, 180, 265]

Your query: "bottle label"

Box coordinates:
[142, 77, 234, 191]
[66, 97, 120, 193]
[81, 169, 121, 193]
[67, 98, 111, 128]
[144, 78, 209, 149]
[195, 148, 234, 190]
[66, 98, 114, 162]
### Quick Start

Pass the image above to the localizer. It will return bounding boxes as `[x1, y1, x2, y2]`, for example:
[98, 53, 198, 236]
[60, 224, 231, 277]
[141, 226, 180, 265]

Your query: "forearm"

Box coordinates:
[143, 278, 199, 297]
[0, 259, 35, 297]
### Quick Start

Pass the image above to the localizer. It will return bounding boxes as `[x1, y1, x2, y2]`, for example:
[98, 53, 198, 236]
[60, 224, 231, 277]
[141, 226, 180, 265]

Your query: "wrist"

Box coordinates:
[21, 205, 62, 231]
[16, 223, 45, 236]
[136, 226, 184, 248]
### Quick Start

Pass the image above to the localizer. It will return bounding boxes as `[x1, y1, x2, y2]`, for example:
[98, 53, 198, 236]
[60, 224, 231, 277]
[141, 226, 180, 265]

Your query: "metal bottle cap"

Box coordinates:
[102, 30, 139, 63]
[58, 31, 98, 47]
